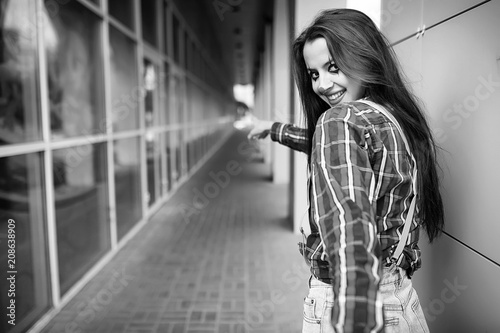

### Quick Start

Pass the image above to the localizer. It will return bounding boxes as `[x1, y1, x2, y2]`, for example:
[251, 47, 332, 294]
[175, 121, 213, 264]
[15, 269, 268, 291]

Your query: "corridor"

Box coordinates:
[40, 131, 309, 333]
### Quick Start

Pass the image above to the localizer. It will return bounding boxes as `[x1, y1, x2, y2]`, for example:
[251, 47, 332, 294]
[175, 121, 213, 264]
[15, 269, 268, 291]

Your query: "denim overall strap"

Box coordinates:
[391, 195, 416, 265]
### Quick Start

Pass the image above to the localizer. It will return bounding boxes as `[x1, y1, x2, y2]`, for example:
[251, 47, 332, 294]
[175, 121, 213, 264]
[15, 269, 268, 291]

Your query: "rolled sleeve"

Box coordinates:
[270, 122, 308, 154]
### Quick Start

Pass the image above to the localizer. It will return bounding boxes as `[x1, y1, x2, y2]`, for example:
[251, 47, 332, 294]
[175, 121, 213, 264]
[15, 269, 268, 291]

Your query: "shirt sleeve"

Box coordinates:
[269, 122, 308, 154]
[311, 106, 384, 333]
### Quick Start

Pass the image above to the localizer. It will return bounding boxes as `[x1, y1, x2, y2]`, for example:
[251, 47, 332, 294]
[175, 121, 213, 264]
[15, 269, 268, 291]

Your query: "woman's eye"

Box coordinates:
[310, 72, 319, 81]
[328, 63, 339, 74]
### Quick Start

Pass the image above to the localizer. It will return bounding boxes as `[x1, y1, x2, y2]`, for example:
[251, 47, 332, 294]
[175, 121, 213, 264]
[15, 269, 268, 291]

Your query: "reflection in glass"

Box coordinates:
[109, 26, 139, 132]
[182, 130, 187, 177]
[173, 74, 183, 124]
[163, 132, 172, 193]
[0, 0, 42, 145]
[143, 59, 158, 128]
[178, 129, 184, 179]
[187, 128, 193, 172]
[172, 14, 180, 64]
[161, 62, 170, 125]
[146, 132, 160, 206]
[0, 153, 50, 333]
[163, 2, 169, 55]
[44, 0, 104, 139]
[109, 0, 134, 29]
[114, 137, 142, 240]
[184, 31, 189, 70]
[171, 130, 180, 182]
[173, 74, 185, 177]
[52, 143, 110, 295]
[142, 0, 157, 47]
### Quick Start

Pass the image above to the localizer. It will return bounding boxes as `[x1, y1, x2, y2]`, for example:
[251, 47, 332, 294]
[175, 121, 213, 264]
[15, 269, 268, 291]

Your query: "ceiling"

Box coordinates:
[172, 0, 274, 87]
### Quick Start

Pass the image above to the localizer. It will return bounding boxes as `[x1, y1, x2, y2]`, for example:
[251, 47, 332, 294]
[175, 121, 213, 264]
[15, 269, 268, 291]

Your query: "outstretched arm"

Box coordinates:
[247, 115, 308, 154]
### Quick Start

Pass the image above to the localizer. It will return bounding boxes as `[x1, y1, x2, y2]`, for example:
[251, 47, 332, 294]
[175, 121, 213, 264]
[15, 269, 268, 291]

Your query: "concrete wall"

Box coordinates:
[382, 0, 500, 331]
[290, 0, 347, 234]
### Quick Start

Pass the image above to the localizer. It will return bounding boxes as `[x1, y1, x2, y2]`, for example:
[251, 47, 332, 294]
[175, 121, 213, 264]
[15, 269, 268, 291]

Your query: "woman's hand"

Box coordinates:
[247, 114, 274, 140]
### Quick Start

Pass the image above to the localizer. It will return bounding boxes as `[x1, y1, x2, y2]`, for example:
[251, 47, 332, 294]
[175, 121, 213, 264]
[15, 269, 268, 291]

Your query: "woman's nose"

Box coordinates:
[318, 76, 333, 94]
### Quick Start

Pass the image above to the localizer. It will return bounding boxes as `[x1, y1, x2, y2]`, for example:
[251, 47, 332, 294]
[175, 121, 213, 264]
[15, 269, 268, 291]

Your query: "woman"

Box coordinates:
[249, 9, 444, 333]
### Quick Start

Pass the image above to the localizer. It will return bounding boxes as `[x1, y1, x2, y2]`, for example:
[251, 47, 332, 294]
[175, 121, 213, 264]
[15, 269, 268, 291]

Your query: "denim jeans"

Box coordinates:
[302, 267, 430, 333]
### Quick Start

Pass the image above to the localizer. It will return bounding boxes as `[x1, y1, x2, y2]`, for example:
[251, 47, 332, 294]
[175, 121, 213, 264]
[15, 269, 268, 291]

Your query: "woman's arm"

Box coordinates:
[247, 116, 308, 154]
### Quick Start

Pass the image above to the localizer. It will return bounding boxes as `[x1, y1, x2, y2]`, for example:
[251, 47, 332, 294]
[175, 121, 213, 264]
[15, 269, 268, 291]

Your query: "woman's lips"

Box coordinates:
[325, 89, 346, 105]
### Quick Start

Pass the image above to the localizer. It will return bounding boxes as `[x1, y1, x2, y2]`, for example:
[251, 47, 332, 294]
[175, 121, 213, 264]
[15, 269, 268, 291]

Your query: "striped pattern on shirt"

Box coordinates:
[270, 101, 423, 333]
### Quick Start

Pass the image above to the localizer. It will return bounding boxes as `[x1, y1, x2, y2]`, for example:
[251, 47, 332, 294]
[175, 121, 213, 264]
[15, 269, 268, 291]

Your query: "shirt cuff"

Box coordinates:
[270, 122, 283, 143]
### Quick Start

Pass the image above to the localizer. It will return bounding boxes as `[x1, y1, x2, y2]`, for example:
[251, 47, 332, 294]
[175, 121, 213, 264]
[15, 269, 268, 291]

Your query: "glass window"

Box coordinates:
[188, 128, 195, 172]
[172, 14, 180, 64]
[163, 131, 172, 193]
[109, 26, 139, 132]
[173, 73, 183, 124]
[0, 0, 42, 145]
[52, 143, 110, 295]
[108, 0, 134, 30]
[190, 40, 196, 73]
[45, 0, 104, 139]
[184, 31, 189, 69]
[161, 62, 170, 125]
[180, 128, 186, 177]
[171, 129, 180, 182]
[196, 50, 202, 78]
[143, 58, 160, 205]
[146, 132, 160, 206]
[0, 153, 50, 333]
[114, 137, 142, 240]
[163, 2, 169, 55]
[143, 59, 159, 128]
[141, 0, 157, 47]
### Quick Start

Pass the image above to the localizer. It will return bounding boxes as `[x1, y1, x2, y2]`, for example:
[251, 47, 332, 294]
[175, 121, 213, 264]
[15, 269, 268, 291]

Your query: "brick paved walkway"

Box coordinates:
[41, 130, 309, 333]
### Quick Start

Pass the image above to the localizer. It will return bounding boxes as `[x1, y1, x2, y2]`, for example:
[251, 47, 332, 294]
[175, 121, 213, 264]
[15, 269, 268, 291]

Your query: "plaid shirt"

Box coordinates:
[270, 101, 422, 333]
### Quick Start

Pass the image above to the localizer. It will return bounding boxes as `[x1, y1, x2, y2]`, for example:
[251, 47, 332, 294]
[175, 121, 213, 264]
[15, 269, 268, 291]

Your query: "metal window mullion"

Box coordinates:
[102, 6, 118, 249]
[0, 142, 45, 158]
[36, 0, 61, 308]
[46, 133, 108, 150]
[111, 129, 143, 140]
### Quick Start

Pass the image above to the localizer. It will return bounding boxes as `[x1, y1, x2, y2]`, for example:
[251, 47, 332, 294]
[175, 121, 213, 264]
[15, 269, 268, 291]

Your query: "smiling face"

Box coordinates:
[303, 37, 365, 107]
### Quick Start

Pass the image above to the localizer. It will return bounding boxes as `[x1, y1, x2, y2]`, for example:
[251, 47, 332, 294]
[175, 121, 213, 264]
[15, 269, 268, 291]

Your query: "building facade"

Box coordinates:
[0, 1, 234, 331]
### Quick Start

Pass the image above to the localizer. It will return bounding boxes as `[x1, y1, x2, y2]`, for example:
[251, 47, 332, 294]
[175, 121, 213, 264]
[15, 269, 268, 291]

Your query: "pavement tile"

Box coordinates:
[187, 322, 216, 330]
[155, 323, 170, 333]
[190, 311, 202, 321]
[40, 131, 308, 333]
[171, 323, 185, 333]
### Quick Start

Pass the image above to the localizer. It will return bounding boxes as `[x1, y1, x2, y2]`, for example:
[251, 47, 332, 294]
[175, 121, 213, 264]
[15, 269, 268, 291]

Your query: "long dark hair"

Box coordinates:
[292, 8, 444, 242]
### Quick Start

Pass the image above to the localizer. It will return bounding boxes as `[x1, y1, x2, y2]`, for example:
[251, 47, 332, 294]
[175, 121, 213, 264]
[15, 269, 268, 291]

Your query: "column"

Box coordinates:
[291, 0, 347, 234]
[271, 0, 291, 185]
